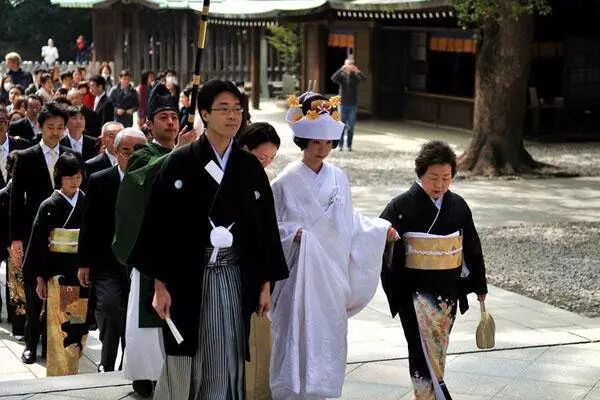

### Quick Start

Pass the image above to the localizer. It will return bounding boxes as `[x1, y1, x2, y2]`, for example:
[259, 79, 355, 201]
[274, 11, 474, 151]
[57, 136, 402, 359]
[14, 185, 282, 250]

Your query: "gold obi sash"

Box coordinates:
[48, 228, 80, 254]
[404, 232, 462, 270]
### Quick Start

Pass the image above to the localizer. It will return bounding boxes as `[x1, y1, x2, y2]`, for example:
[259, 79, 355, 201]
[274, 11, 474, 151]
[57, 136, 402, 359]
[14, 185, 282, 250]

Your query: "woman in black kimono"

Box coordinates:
[380, 140, 488, 400]
[23, 152, 88, 376]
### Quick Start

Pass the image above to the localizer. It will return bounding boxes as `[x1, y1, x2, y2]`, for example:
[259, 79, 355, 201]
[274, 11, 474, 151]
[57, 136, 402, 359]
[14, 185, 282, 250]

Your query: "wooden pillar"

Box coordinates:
[165, 17, 173, 70]
[250, 27, 261, 109]
[237, 31, 243, 82]
[180, 13, 189, 83]
[92, 10, 99, 62]
[159, 27, 166, 71]
[223, 29, 230, 80]
[174, 15, 181, 76]
[113, 5, 124, 76]
[302, 22, 325, 92]
[150, 30, 157, 72]
[132, 8, 142, 82]
[260, 33, 268, 95]
[206, 27, 213, 81]
[229, 30, 235, 81]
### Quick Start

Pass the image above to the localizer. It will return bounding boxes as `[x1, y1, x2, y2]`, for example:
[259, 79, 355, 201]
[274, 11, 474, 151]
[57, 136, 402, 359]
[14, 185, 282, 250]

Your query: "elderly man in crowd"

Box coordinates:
[4, 52, 33, 89]
[85, 121, 122, 177]
[78, 127, 147, 373]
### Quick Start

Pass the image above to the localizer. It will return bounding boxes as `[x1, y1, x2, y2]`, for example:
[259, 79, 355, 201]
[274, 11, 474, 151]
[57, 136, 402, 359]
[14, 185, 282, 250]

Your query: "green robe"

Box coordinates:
[113, 141, 171, 327]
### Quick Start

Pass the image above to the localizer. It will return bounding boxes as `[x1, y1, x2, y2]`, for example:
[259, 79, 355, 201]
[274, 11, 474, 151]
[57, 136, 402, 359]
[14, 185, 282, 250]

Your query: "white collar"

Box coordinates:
[40, 140, 59, 154]
[118, 165, 125, 181]
[0, 137, 9, 152]
[105, 149, 117, 165]
[416, 180, 443, 210]
[210, 139, 233, 170]
[56, 189, 79, 208]
[68, 134, 83, 145]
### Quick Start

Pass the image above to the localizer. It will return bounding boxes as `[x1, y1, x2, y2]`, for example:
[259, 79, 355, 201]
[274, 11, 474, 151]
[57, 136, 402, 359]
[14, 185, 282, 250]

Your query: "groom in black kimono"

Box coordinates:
[136, 80, 289, 398]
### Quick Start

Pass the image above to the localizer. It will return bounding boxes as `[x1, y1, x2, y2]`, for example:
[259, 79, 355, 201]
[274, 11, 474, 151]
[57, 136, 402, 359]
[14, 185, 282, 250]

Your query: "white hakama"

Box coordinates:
[123, 268, 165, 381]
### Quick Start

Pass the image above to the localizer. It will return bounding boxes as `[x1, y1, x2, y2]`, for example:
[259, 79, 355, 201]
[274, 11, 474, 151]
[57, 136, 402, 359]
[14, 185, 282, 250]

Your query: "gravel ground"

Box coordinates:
[271, 141, 600, 318]
[527, 141, 600, 177]
[480, 222, 600, 318]
[271, 148, 417, 187]
[272, 140, 600, 187]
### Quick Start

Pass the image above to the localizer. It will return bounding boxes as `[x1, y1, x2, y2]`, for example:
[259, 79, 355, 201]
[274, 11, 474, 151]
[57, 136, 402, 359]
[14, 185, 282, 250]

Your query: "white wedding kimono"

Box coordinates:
[270, 161, 390, 399]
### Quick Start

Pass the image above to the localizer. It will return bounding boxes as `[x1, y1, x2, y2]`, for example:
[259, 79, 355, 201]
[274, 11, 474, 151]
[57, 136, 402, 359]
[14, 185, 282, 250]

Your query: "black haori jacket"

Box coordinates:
[136, 135, 289, 357]
[380, 182, 488, 317]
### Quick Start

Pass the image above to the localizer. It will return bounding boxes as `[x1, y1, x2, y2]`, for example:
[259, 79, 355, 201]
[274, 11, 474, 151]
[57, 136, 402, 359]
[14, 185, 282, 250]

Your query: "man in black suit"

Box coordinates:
[0, 105, 28, 329]
[84, 121, 122, 177]
[78, 127, 147, 372]
[9, 102, 72, 364]
[60, 106, 98, 162]
[7, 95, 43, 142]
[1, 106, 30, 190]
[88, 76, 114, 138]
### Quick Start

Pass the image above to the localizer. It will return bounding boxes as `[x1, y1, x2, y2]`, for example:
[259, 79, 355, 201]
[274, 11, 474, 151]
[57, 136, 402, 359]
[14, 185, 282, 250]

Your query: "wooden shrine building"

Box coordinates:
[51, 0, 600, 136]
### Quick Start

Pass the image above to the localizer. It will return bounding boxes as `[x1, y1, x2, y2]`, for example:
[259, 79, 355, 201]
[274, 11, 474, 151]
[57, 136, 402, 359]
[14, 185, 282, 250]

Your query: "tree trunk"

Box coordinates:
[459, 12, 541, 176]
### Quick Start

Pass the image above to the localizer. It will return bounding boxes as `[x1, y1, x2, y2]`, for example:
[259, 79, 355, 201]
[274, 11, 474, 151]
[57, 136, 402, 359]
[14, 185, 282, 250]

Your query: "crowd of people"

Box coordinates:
[0, 52, 192, 138]
[1, 48, 489, 400]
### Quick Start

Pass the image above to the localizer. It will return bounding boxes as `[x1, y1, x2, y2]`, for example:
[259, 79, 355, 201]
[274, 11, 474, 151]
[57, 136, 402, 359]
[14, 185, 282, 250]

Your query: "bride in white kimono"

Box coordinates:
[270, 92, 398, 400]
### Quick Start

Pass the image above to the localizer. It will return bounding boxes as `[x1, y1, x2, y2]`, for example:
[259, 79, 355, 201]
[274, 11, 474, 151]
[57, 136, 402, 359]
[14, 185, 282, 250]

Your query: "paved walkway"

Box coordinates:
[1, 101, 599, 399]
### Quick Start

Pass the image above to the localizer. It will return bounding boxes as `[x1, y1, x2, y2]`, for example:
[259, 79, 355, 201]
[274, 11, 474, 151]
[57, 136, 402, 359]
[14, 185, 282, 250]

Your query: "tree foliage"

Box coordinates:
[266, 24, 301, 76]
[0, 0, 91, 61]
[454, 0, 551, 26]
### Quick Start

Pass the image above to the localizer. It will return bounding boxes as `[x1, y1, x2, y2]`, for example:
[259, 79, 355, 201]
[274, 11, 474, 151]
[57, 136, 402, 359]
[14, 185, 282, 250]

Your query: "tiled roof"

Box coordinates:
[51, 0, 453, 19]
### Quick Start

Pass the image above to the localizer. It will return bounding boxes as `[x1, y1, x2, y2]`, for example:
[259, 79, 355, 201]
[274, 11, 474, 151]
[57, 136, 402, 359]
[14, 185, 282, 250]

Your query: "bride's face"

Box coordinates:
[304, 139, 333, 163]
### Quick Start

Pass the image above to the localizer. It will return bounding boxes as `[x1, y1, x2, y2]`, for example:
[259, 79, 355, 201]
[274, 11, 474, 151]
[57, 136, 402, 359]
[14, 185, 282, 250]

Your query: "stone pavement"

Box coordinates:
[1, 101, 599, 399]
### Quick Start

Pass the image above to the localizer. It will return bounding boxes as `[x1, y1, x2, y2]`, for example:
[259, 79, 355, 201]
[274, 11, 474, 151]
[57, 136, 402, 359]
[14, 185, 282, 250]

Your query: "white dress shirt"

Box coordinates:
[105, 149, 117, 166]
[40, 140, 60, 179]
[68, 135, 84, 154]
[0, 138, 10, 181]
[94, 92, 105, 112]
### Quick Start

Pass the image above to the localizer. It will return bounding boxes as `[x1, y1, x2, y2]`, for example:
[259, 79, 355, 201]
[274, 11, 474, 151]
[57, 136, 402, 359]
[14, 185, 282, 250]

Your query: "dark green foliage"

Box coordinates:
[0, 0, 92, 61]
[454, 0, 551, 26]
[266, 24, 301, 76]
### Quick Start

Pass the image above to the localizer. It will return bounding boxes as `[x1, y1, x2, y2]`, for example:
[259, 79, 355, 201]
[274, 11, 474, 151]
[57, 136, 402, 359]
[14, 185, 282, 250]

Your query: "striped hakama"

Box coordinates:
[153, 247, 245, 400]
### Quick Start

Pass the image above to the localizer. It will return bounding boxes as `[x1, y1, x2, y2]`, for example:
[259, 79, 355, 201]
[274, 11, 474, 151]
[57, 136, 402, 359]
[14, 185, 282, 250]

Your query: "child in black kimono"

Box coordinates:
[24, 152, 88, 376]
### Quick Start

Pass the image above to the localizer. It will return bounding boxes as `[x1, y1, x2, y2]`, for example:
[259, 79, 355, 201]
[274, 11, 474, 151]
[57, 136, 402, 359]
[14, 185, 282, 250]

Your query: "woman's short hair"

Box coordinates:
[197, 79, 242, 125]
[40, 73, 52, 85]
[99, 63, 112, 75]
[38, 101, 69, 127]
[60, 71, 73, 81]
[53, 152, 84, 188]
[414, 140, 457, 178]
[141, 70, 154, 86]
[292, 137, 339, 150]
[10, 84, 24, 95]
[238, 122, 281, 150]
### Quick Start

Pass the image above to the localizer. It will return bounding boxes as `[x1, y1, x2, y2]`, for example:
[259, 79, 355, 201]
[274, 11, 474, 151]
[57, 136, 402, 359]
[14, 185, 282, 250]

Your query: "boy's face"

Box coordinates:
[41, 116, 65, 147]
